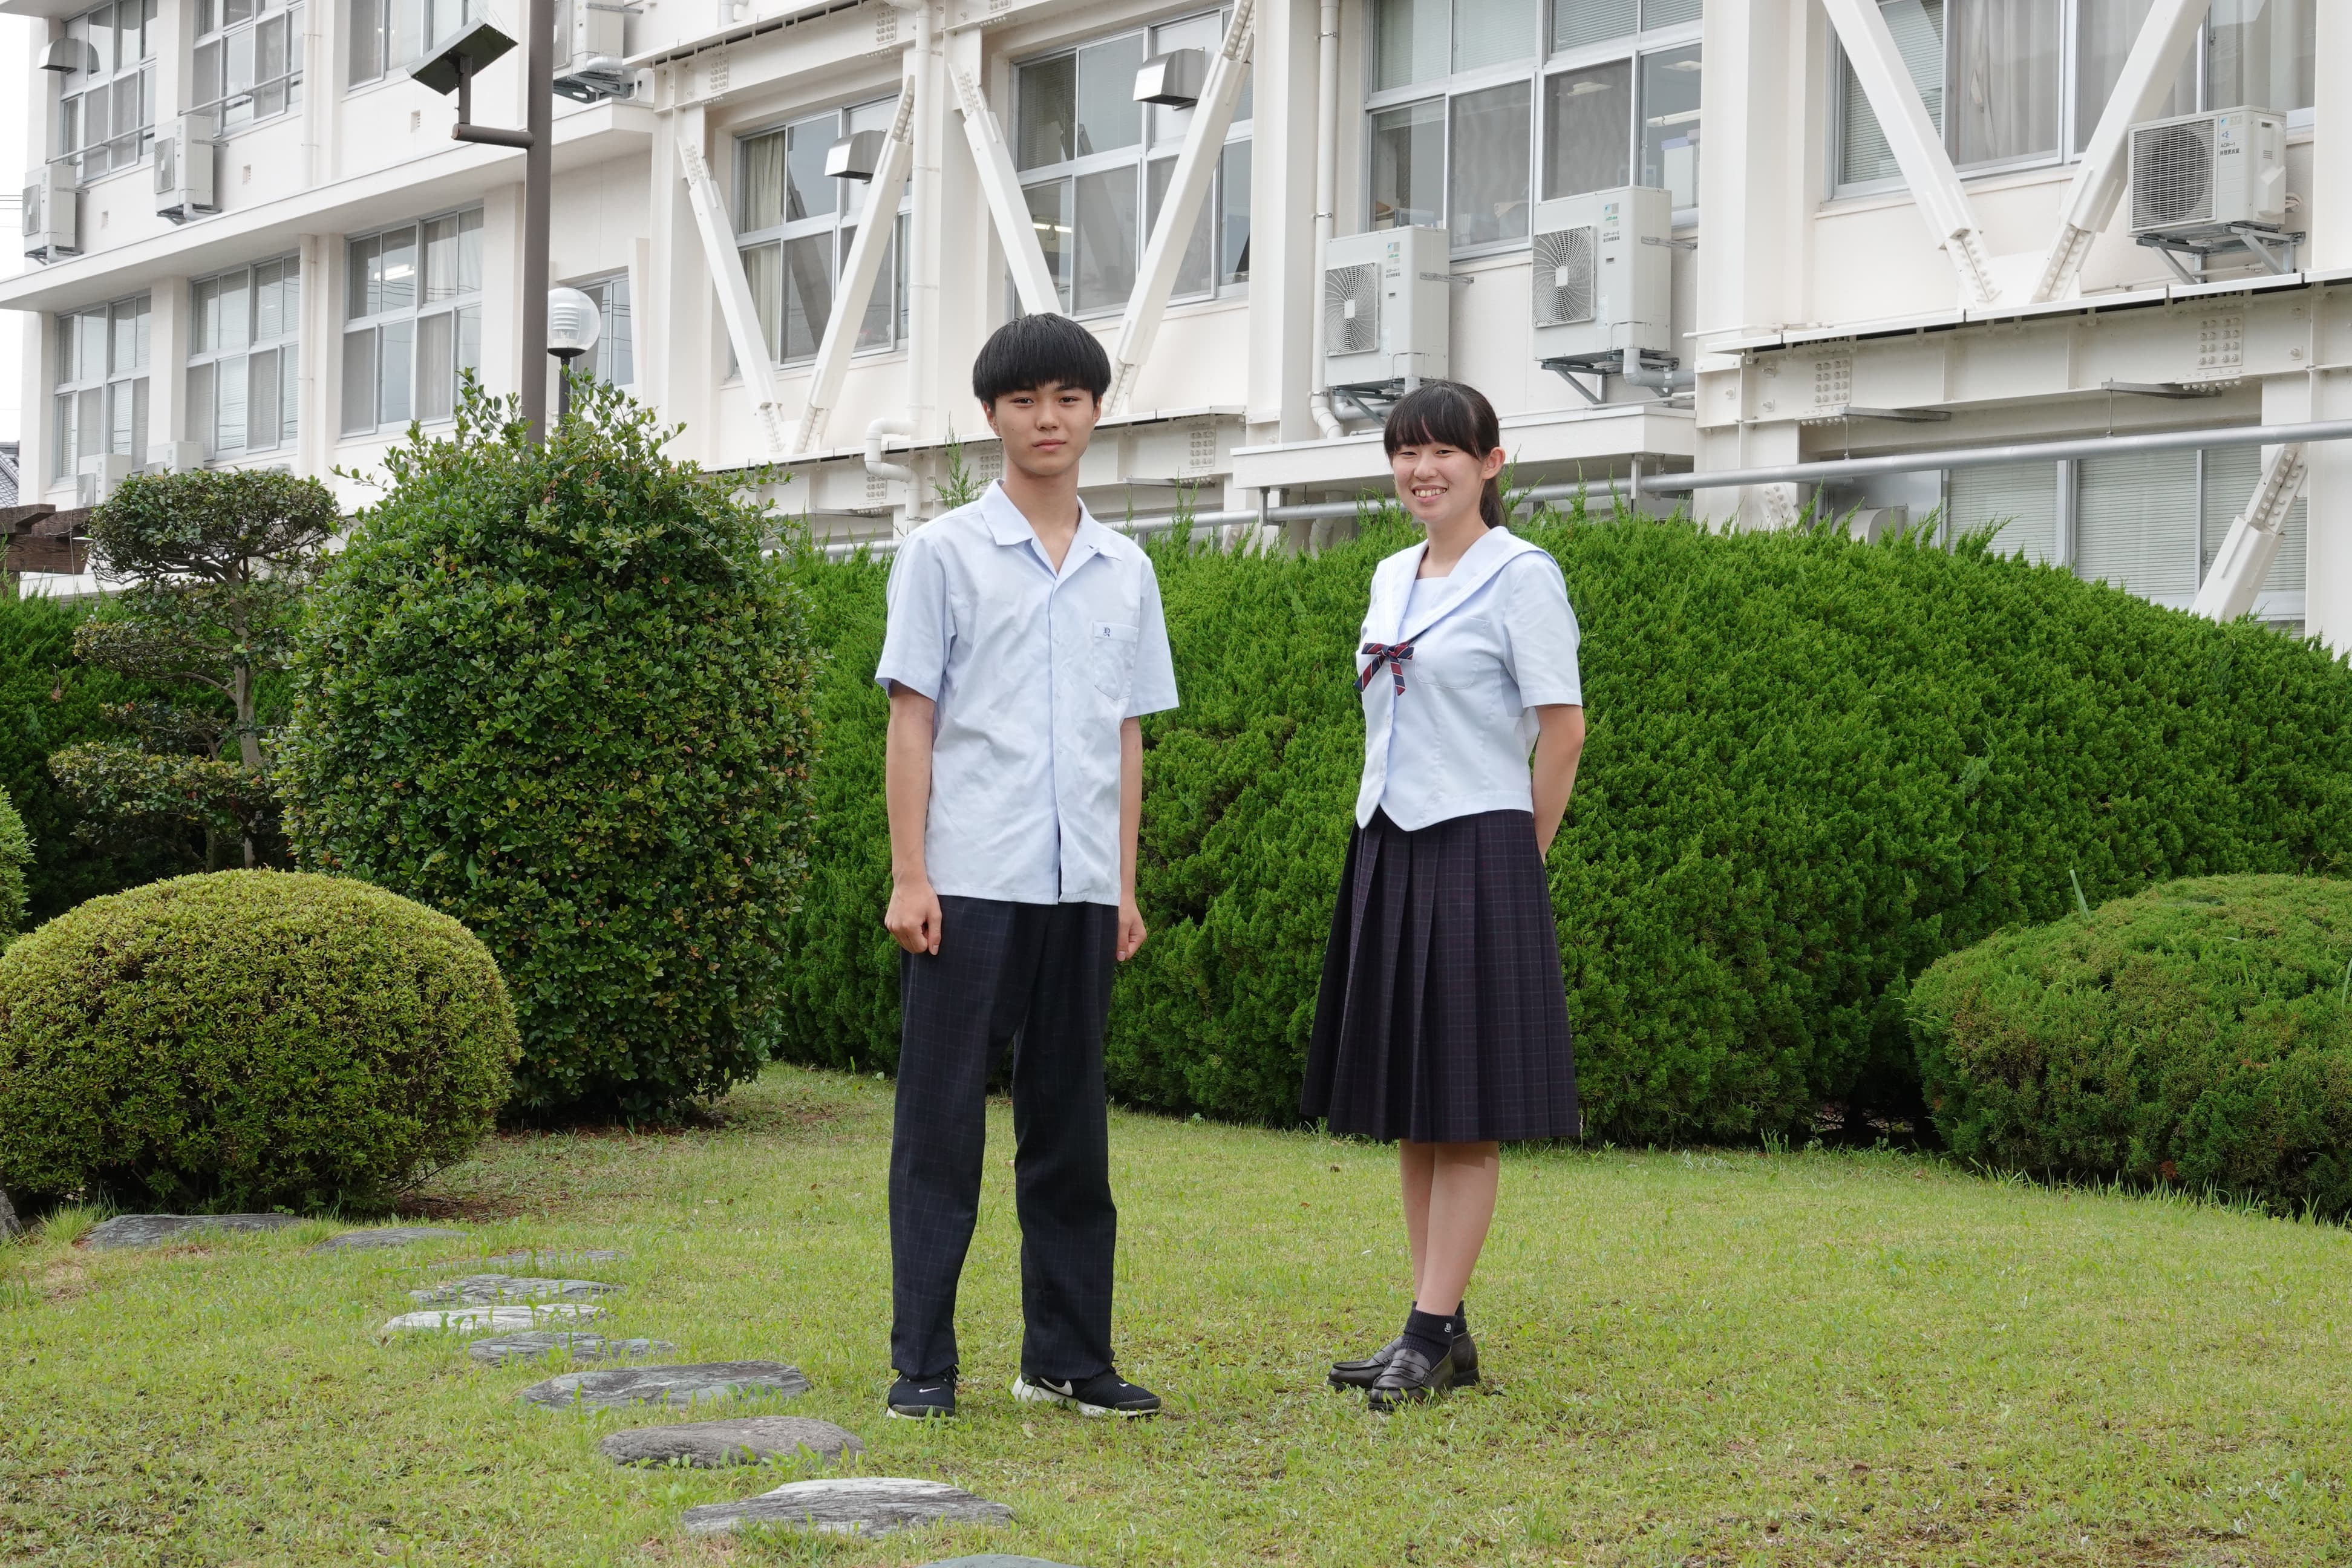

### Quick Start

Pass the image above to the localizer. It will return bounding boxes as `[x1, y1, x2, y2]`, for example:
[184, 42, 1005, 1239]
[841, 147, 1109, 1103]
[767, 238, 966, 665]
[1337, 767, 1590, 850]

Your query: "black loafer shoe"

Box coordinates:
[1367, 1339, 1456, 1413]
[1330, 1331, 1478, 1390]
[1011, 1368, 1162, 1418]
[887, 1372, 957, 1419]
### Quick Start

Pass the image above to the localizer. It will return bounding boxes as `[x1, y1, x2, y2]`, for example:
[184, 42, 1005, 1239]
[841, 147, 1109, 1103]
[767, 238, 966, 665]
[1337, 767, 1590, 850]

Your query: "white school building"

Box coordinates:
[0, 1, 2344, 639]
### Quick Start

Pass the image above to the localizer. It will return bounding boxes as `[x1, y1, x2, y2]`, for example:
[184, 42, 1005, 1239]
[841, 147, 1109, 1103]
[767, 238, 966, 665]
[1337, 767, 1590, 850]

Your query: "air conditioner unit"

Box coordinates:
[552, 0, 632, 102]
[1321, 226, 1449, 391]
[1528, 186, 1672, 363]
[77, 454, 136, 508]
[154, 111, 218, 224]
[2129, 107, 2288, 237]
[22, 163, 76, 263]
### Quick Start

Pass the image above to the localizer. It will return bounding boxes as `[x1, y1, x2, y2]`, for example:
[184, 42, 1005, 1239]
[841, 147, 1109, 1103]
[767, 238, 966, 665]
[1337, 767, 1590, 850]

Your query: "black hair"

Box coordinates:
[1383, 380, 1507, 529]
[972, 313, 1114, 407]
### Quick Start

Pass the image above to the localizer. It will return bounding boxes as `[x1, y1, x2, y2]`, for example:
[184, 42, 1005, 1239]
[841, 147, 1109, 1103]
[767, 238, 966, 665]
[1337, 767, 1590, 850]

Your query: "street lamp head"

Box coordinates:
[546, 287, 603, 361]
[411, 21, 519, 97]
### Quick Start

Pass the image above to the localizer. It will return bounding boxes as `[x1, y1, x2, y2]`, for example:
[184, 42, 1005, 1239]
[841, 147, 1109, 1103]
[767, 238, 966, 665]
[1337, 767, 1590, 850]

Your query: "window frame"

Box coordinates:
[52, 293, 151, 481]
[734, 97, 916, 366]
[188, 255, 302, 462]
[191, 0, 307, 134]
[53, 0, 157, 187]
[348, 0, 478, 90]
[339, 207, 484, 439]
[1011, 8, 1256, 318]
[566, 273, 636, 390]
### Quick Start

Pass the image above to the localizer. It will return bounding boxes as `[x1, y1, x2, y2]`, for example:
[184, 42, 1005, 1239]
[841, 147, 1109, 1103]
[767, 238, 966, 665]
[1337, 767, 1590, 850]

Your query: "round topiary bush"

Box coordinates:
[278, 381, 816, 1120]
[0, 783, 29, 950]
[1909, 874, 2352, 1216]
[0, 871, 519, 1211]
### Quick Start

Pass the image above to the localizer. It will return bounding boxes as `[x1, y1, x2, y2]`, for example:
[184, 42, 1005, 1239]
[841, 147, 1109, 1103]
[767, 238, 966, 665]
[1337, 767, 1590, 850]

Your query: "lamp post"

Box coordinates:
[545, 287, 603, 424]
[412, 0, 557, 443]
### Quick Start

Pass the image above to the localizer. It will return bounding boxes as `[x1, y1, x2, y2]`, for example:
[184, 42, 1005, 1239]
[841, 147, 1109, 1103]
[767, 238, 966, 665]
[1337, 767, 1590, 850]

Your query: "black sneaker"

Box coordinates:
[1329, 1330, 1480, 1390]
[1010, 1368, 1162, 1418]
[886, 1372, 957, 1419]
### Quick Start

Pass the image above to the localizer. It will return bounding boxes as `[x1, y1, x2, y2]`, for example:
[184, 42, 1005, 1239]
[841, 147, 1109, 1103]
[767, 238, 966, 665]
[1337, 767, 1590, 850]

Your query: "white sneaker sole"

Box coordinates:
[1010, 1376, 1157, 1419]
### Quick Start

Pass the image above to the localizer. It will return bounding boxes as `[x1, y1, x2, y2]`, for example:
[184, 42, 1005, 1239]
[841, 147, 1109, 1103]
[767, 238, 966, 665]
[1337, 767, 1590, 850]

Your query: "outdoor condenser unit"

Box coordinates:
[1527, 186, 1671, 362]
[22, 163, 76, 263]
[154, 111, 218, 224]
[2129, 107, 2287, 237]
[1322, 226, 1449, 390]
[552, 0, 632, 102]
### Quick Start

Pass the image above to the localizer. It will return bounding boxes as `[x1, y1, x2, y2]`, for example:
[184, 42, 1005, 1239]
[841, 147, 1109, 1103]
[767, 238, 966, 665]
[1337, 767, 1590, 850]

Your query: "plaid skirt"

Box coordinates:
[1301, 808, 1580, 1143]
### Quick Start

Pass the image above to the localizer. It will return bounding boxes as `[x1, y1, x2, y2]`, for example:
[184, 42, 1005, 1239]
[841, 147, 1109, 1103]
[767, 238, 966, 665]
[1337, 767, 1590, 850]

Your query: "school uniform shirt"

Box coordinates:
[874, 480, 1180, 906]
[1353, 526, 1583, 830]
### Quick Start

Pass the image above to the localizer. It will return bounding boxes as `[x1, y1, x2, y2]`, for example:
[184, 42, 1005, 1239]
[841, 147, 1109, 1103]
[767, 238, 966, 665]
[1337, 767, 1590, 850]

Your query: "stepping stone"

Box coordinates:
[681, 1477, 1011, 1537]
[435, 1249, 626, 1272]
[409, 1274, 619, 1306]
[520, 1360, 811, 1411]
[312, 1226, 462, 1253]
[0, 1190, 18, 1240]
[83, 1214, 304, 1250]
[469, 1332, 676, 1367]
[599, 1416, 863, 1468]
[918, 1559, 1086, 1567]
[382, 1303, 601, 1334]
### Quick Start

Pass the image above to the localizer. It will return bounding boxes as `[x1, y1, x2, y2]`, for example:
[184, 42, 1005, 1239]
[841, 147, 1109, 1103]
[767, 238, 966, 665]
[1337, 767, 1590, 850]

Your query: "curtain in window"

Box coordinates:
[740, 243, 783, 363]
[1840, 0, 1942, 186]
[2077, 450, 2198, 599]
[2075, 0, 2192, 152]
[1948, 462, 2059, 565]
[742, 132, 787, 231]
[2209, 0, 2314, 114]
[1448, 82, 1530, 246]
[1953, 0, 2059, 166]
[1553, 0, 1636, 52]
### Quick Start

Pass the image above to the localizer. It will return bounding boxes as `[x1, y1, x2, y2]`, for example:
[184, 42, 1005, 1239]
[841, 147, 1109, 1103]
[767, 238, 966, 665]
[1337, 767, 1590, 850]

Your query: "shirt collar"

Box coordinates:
[978, 479, 1109, 577]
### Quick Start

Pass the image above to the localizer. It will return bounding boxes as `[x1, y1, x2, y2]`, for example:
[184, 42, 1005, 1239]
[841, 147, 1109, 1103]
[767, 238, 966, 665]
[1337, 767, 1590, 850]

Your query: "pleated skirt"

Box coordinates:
[1301, 808, 1580, 1143]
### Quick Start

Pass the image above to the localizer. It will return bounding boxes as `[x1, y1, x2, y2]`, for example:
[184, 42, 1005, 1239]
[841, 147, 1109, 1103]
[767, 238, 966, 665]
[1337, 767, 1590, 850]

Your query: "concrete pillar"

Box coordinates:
[2302, 366, 2352, 652]
[2304, 1, 2351, 649]
[645, 93, 715, 465]
[145, 272, 188, 463]
[1246, 0, 1319, 443]
[304, 0, 340, 186]
[297, 230, 336, 478]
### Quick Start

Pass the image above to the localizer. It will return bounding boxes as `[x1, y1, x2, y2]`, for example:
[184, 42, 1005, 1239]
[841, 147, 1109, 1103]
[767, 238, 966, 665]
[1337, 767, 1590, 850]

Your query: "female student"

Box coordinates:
[1302, 379, 1587, 1411]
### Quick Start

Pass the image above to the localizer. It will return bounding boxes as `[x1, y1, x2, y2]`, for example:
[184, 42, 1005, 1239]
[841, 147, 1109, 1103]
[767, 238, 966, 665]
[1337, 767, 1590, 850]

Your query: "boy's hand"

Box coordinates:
[886, 877, 944, 955]
[1117, 898, 1148, 962]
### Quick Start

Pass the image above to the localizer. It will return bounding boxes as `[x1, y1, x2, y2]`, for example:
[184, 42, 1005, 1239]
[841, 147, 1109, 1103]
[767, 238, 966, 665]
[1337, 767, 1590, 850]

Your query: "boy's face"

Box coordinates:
[982, 381, 1101, 481]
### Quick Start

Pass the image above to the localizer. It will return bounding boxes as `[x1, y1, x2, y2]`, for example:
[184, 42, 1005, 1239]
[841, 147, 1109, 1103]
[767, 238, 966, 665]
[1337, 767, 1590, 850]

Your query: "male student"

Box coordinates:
[872, 313, 1179, 1421]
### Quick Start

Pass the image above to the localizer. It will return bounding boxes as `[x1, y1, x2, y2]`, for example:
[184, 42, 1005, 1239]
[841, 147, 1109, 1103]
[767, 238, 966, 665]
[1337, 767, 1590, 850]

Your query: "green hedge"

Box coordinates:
[0, 784, 28, 947]
[0, 871, 518, 1212]
[774, 509, 2352, 1142]
[1908, 875, 2352, 1215]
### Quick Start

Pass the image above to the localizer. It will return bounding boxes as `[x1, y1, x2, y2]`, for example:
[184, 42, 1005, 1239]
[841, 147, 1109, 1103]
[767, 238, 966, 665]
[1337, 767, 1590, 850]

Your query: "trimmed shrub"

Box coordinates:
[0, 784, 28, 947]
[0, 871, 518, 1212]
[774, 509, 2352, 1142]
[279, 382, 818, 1120]
[1908, 875, 2352, 1216]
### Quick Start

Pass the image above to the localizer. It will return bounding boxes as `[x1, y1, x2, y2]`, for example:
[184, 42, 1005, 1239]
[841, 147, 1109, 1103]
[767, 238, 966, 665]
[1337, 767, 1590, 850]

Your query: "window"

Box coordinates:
[350, 0, 475, 87]
[1835, 0, 2316, 195]
[342, 211, 482, 436]
[54, 1, 155, 184]
[189, 258, 299, 460]
[1014, 10, 1253, 315]
[737, 100, 910, 364]
[53, 295, 150, 480]
[192, 0, 305, 131]
[570, 275, 634, 388]
[1947, 461, 2059, 562]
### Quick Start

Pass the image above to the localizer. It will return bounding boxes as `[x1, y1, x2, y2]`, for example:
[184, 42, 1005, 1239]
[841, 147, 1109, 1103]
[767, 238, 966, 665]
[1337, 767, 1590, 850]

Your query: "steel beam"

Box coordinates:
[2192, 442, 2309, 621]
[2031, 0, 2209, 303]
[949, 53, 1063, 316]
[1103, 0, 1254, 415]
[675, 105, 790, 454]
[794, 79, 916, 457]
[1817, 0, 2000, 307]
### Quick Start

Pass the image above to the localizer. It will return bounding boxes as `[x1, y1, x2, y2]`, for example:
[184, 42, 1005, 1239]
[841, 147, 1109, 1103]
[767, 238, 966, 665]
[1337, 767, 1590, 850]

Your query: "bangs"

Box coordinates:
[1382, 381, 1498, 457]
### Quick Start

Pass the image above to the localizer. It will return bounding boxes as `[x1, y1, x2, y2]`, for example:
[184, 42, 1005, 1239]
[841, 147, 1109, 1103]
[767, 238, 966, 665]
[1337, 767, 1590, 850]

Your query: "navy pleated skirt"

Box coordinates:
[1301, 808, 1580, 1143]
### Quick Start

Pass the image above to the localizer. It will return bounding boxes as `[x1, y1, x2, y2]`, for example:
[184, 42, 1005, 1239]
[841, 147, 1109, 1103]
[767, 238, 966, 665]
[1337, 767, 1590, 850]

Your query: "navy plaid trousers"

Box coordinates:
[889, 895, 1120, 1383]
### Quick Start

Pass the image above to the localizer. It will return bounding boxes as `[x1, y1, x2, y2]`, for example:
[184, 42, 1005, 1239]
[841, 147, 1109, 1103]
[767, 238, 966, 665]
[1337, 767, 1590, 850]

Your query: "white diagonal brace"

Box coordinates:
[1818, 0, 1999, 308]
[2192, 443, 2308, 622]
[676, 107, 789, 456]
[1103, 0, 1254, 416]
[794, 79, 916, 457]
[949, 58, 1063, 316]
[2031, 0, 2209, 302]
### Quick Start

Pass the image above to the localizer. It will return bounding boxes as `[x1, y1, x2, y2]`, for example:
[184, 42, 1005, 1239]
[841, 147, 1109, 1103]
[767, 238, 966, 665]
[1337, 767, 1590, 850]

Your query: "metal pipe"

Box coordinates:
[866, 417, 920, 485]
[1305, 0, 1344, 439]
[521, 0, 555, 442]
[1638, 419, 2352, 495]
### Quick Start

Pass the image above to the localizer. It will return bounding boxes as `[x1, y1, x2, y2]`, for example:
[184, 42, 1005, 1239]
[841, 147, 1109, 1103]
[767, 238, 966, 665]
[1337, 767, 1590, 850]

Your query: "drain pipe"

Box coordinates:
[1305, 0, 1344, 440]
[1622, 364, 1694, 396]
[866, 416, 919, 486]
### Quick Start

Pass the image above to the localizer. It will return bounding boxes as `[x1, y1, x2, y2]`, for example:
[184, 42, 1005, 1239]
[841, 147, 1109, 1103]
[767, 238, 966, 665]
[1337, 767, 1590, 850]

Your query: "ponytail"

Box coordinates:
[1478, 475, 1505, 529]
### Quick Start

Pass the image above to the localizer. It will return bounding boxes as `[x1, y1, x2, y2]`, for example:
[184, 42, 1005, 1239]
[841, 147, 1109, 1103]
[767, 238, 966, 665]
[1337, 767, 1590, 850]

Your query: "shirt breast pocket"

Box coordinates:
[1090, 621, 1140, 702]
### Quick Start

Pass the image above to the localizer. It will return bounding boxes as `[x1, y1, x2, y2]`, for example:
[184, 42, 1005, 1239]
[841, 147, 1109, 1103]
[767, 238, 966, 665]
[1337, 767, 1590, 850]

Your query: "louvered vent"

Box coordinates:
[1532, 226, 1596, 328]
[2132, 119, 2216, 230]
[1324, 263, 1379, 356]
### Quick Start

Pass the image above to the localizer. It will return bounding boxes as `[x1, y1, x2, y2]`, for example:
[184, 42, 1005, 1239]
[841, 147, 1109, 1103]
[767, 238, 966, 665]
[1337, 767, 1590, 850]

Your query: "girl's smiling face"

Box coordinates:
[1391, 438, 1506, 530]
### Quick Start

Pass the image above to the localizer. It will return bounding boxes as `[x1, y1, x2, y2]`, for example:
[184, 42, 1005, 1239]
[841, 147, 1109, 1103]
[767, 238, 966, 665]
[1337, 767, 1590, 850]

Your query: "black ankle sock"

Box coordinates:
[1451, 1301, 1469, 1338]
[1401, 1306, 1453, 1364]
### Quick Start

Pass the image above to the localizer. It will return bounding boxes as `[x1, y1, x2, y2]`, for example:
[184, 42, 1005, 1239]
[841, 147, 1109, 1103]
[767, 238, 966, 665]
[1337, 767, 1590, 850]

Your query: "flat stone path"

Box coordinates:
[468, 1331, 675, 1367]
[599, 1416, 863, 1468]
[438, 1249, 627, 1272]
[520, 1361, 811, 1411]
[410, 1275, 619, 1306]
[83, 1214, 305, 1250]
[382, 1303, 602, 1334]
[681, 1478, 1011, 1537]
[312, 1226, 460, 1253]
[918, 1558, 1087, 1567]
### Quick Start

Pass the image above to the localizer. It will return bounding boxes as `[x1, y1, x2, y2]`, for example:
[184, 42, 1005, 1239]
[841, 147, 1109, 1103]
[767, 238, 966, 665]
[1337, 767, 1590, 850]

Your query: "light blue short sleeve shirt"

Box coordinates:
[874, 481, 1180, 906]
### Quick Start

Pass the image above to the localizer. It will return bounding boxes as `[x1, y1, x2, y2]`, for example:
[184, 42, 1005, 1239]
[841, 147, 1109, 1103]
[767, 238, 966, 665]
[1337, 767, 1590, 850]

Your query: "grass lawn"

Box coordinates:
[3, 1064, 2348, 1567]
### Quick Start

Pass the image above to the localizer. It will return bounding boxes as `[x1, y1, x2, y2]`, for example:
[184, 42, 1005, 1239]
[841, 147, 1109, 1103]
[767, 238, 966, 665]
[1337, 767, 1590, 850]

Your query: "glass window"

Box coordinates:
[2077, 449, 2199, 599]
[1639, 46, 1702, 207]
[54, 1, 155, 184]
[1449, 82, 1531, 244]
[2202, 445, 2305, 594]
[1952, 0, 2060, 167]
[736, 98, 913, 362]
[1947, 462, 2059, 564]
[1837, 0, 1943, 188]
[2208, 0, 2313, 114]
[350, 0, 479, 87]
[1453, 0, 1537, 74]
[192, 0, 303, 131]
[342, 211, 481, 436]
[569, 275, 634, 387]
[2075, 0, 2191, 152]
[188, 257, 299, 460]
[1376, 0, 1449, 91]
[52, 293, 149, 479]
[1013, 11, 1253, 315]
[1371, 99, 1446, 229]
[1553, 0, 1636, 53]
[1544, 60, 1633, 200]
